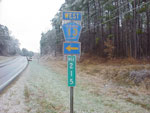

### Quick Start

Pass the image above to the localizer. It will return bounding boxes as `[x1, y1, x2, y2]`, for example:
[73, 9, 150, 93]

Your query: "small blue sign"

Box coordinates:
[62, 22, 82, 42]
[64, 42, 81, 55]
[62, 11, 82, 21]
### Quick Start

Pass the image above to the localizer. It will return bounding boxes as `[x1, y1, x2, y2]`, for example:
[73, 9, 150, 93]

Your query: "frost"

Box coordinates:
[129, 70, 150, 85]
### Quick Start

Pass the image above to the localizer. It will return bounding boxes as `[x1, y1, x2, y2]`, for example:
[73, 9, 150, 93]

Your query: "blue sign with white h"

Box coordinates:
[62, 22, 82, 42]
[64, 42, 81, 55]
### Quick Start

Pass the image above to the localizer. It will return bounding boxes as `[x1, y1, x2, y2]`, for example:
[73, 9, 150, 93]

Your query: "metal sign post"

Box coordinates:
[62, 11, 82, 113]
[70, 87, 74, 113]
[68, 55, 76, 113]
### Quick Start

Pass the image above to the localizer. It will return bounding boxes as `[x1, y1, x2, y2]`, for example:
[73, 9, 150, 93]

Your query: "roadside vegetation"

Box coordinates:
[40, 0, 150, 59]
[0, 56, 149, 113]
[0, 24, 21, 56]
[0, 24, 34, 58]
[21, 58, 150, 113]
[0, 56, 17, 63]
[39, 0, 150, 108]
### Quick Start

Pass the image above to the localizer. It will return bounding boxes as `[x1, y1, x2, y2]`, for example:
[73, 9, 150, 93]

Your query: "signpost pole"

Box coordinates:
[70, 87, 74, 113]
[62, 11, 82, 113]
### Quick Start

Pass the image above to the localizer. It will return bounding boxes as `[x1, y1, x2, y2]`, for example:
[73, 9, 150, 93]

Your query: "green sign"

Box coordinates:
[67, 55, 76, 87]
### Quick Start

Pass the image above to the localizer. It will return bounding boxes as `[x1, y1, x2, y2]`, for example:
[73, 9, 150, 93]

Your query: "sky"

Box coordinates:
[0, 0, 65, 52]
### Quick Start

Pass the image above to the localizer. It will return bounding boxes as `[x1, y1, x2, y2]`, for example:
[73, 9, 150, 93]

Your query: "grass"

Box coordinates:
[0, 56, 17, 63]
[24, 85, 30, 99]
[23, 59, 150, 113]
[125, 97, 150, 110]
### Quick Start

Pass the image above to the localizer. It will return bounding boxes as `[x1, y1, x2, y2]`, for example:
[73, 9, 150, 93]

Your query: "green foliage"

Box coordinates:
[96, 37, 100, 45]
[0, 24, 21, 56]
[22, 48, 34, 57]
[104, 4, 115, 11]
[108, 34, 113, 39]
[40, 0, 150, 58]
[136, 29, 143, 35]
[138, 5, 147, 13]
[124, 13, 132, 20]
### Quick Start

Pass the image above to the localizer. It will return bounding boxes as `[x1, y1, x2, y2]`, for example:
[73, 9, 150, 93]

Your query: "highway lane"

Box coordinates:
[0, 56, 28, 91]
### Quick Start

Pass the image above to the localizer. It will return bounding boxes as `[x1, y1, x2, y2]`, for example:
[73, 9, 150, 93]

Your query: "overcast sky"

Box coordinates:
[0, 0, 65, 52]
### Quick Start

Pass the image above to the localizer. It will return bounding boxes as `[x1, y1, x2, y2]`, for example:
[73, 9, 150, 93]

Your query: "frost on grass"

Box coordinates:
[24, 61, 68, 113]
[0, 68, 29, 113]
[129, 70, 150, 87]
[1, 58, 150, 113]
[25, 60, 150, 113]
[24, 85, 30, 100]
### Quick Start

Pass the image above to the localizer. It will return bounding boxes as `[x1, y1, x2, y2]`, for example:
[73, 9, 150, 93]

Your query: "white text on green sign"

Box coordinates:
[67, 55, 76, 87]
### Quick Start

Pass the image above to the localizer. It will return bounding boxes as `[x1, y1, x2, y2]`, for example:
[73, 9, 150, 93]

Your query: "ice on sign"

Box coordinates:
[62, 11, 82, 21]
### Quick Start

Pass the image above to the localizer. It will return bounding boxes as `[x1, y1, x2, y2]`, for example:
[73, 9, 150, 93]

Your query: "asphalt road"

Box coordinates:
[0, 56, 28, 91]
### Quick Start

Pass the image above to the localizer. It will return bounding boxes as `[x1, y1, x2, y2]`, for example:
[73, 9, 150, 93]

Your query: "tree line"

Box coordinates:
[0, 24, 34, 57]
[40, 0, 150, 59]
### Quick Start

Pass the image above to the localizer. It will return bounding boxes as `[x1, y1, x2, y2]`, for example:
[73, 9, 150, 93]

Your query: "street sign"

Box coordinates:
[62, 22, 82, 42]
[68, 55, 76, 87]
[62, 11, 82, 21]
[62, 10, 82, 113]
[64, 42, 81, 55]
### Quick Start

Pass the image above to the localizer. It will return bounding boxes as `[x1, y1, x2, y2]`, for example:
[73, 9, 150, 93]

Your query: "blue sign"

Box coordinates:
[64, 42, 81, 55]
[62, 22, 82, 42]
[62, 11, 82, 21]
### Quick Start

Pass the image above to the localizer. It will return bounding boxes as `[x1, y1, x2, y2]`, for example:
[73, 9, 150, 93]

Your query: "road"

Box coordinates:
[0, 56, 28, 91]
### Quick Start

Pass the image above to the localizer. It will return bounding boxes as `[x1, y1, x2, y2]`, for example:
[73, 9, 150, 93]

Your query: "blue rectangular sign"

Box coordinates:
[62, 11, 82, 21]
[64, 42, 81, 55]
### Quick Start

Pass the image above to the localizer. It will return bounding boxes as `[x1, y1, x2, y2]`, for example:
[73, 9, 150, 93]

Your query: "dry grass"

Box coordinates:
[0, 56, 17, 63]
[125, 97, 150, 110]
[24, 85, 30, 99]
[39, 55, 150, 112]
[79, 54, 150, 65]
[40, 55, 150, 89]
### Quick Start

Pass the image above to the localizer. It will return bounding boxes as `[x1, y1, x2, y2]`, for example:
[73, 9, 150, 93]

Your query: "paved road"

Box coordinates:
[0, 56, 28, 91]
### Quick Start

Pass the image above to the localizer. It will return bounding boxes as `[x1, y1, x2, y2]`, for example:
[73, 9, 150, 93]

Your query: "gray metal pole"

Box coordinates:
[70, 87, 74, 113]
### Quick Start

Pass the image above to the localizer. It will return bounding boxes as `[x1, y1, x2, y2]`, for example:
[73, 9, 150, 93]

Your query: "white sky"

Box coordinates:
[0, 0, 65, 52]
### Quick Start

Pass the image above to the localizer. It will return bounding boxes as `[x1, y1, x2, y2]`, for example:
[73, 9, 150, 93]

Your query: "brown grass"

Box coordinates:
[40, 55, 150, 90]
[40, 55, 150, 112]
[79, 54, 150, 65]
[125, 97, 150, 110]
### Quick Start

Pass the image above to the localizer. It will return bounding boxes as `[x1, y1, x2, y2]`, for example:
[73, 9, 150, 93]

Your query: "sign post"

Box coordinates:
[70, 87, 74, 113]
[68, 55, 76, 113]
[62, 11, 82, 113]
